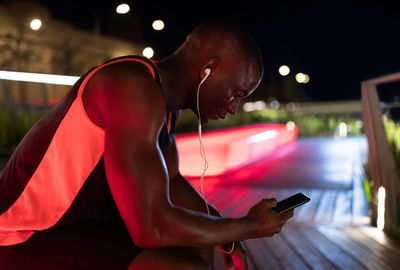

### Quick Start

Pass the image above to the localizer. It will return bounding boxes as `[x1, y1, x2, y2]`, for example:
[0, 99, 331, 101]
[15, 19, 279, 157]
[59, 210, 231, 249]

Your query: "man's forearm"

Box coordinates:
[153, 201, 255, 248]
[155, 173, 252, 248]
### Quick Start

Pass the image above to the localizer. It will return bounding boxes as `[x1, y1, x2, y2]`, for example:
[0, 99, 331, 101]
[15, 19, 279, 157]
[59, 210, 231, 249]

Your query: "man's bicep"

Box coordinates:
[103, 128, 168, 205]
[99, 68, 170, 245]
[103, 125, 171, 246]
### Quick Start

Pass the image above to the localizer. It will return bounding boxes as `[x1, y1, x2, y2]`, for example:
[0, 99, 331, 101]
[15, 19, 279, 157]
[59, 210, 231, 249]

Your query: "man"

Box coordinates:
[0, 20, 293, 269]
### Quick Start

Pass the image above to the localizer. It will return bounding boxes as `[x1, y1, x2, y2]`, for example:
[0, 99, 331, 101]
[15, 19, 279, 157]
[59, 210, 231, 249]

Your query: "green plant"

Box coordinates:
[384, 118, 400, 172]
[0, 107, 47, 154]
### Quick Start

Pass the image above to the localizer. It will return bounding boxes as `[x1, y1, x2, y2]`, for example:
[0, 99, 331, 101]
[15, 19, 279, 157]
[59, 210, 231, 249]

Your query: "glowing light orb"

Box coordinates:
[296, 73, 310, 84]
[142, 47, 154, 58]
[279, 65, 290, 76]
[116, 3, 130, 14]
[270, 99, 280, 110]
[30, 19, 42, 30]
[286, 121, 296, 131]
[152, 20, 165, 31]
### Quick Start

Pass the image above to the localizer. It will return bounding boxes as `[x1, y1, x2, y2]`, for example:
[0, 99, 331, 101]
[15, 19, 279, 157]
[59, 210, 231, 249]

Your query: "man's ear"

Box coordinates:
[200, 57, 220, 81]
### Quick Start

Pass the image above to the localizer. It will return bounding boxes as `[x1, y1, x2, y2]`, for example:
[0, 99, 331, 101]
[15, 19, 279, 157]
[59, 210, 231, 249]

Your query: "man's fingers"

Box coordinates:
[283, 209, 294, 219]
[262, 198, 277, 208]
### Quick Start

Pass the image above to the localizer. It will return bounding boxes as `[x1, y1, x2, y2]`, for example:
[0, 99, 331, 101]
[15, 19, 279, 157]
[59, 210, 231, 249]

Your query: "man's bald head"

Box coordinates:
[184, 19, 264, 80]
[160, 20, 263, 120]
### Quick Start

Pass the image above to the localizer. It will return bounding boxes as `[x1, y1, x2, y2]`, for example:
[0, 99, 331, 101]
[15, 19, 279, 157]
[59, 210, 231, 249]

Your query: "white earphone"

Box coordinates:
[196, 66, 235, 254]
[196, 67, 211, 216]
[201, 68, 211, 84]
[196, 68, 211, 122]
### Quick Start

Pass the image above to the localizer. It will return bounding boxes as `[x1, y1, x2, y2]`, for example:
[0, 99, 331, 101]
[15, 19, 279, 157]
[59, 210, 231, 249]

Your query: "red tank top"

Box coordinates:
[0, 56, 175, 246]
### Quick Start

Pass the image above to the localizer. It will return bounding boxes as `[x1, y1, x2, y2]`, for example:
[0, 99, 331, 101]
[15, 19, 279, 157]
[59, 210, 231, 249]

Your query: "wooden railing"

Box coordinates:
[361, 72, 400, 237]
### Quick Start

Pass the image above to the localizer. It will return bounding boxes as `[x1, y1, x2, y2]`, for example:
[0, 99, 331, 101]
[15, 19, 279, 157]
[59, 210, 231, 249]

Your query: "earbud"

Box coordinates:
[197, 68, 212, 119]
[199, 68, 211, 86]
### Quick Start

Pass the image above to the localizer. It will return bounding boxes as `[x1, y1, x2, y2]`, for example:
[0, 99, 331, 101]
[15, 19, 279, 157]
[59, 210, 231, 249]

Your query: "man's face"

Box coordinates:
[198, 58, 261, 123]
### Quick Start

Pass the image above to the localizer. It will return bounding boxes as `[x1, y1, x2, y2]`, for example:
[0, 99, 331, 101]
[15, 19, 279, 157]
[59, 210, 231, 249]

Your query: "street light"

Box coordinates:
[152, 20, 165, 31]
[270, 99, 280, 110]
[304, 74, 310, 83]
[30, 18, 42, 31]
[142, 47, 154, 58]
[286, 121, 296, 131]
[295, 73, 310, 84]
[116, 3, 130, 14]
[278, 65, 290, 76]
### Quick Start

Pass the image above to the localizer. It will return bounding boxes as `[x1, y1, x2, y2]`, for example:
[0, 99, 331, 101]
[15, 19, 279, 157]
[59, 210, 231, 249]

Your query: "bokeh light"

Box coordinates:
[30, 18, 42, 30]
[278, 65, 290, 76]
[295, 73, 310, 84]
[286, 121, 296, 131]
[270, 99, 280, 110]
[142, 47, 154, 58]
[152, 20, 165, 31]
[116, 3, 130, 14]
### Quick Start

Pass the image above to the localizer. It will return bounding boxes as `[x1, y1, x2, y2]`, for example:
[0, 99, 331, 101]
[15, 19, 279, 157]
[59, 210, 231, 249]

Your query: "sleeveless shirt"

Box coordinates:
[0, 56, 177, 246]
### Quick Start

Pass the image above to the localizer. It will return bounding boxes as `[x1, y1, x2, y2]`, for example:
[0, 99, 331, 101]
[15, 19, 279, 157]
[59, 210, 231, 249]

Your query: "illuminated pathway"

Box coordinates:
[185, 136, 400, 270]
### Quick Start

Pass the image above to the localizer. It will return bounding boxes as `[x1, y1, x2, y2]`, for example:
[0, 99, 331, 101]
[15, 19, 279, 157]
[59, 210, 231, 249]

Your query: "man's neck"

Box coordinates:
[157, 55, 192, 112]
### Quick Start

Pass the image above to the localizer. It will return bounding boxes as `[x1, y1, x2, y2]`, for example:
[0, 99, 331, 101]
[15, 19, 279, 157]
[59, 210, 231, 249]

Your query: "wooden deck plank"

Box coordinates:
[202, 137, 397, 270]
[314, 190, 338, 224]
[293, 189, 322, 223]
[317, 226, 394, 270]
[356, 226, 400, 255]
[222, 189, 264, 218]
[244, 238, 282, 270]
[299, 226, 365, 270]
[351, 167, 369, 219]
[344, 227, 400, 269]
[207, 187, 239, 208]
[332, 190, 353, 226]
[210, 188, 250, 216]
[282, 223, 338, 270]
[260, 233, 310, 270]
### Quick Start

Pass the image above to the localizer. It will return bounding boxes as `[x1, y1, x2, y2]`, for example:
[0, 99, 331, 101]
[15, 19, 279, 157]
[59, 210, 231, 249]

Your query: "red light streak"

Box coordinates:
[176, 124, 298, 177]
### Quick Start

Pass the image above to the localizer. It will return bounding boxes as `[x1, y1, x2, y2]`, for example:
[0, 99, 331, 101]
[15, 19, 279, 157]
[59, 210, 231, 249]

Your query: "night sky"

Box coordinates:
[4, 0, 400, 102]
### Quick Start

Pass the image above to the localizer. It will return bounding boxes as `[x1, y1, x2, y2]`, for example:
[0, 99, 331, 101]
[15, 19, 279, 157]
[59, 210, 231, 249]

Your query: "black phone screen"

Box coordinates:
[272, 193, 310, 213]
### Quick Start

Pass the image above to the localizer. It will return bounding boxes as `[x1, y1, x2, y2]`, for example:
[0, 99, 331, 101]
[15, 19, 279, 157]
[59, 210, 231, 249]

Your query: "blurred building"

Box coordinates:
[0, 0, 143, 105]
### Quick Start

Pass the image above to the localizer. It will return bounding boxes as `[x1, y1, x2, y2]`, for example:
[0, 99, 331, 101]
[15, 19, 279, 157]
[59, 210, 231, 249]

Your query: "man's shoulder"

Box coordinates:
[84, 58, 167, 128]
[90, 58, 164, 102]
[97, 59, 158, 86]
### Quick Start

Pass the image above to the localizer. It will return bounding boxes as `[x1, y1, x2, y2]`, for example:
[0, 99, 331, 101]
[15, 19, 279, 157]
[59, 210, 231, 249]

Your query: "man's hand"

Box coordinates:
[246, 198, 294, 238]
[221, 241, 248, 270]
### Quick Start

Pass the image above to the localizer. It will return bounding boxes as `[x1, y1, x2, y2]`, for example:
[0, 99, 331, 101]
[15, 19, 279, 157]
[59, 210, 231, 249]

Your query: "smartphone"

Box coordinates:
[272, 193, 310, 213]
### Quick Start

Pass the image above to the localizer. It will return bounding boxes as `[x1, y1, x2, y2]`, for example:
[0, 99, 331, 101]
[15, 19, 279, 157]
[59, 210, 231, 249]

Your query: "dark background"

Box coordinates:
[3, 0, 400, 102]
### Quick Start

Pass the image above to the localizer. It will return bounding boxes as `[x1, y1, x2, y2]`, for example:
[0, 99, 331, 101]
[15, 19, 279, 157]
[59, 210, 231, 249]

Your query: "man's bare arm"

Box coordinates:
[96, 63, 292, 249]
[164, 135, 221, 217]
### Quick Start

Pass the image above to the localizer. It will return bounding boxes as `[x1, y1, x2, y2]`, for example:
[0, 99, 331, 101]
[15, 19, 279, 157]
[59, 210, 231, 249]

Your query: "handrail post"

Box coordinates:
[361, 75, 400, 237]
